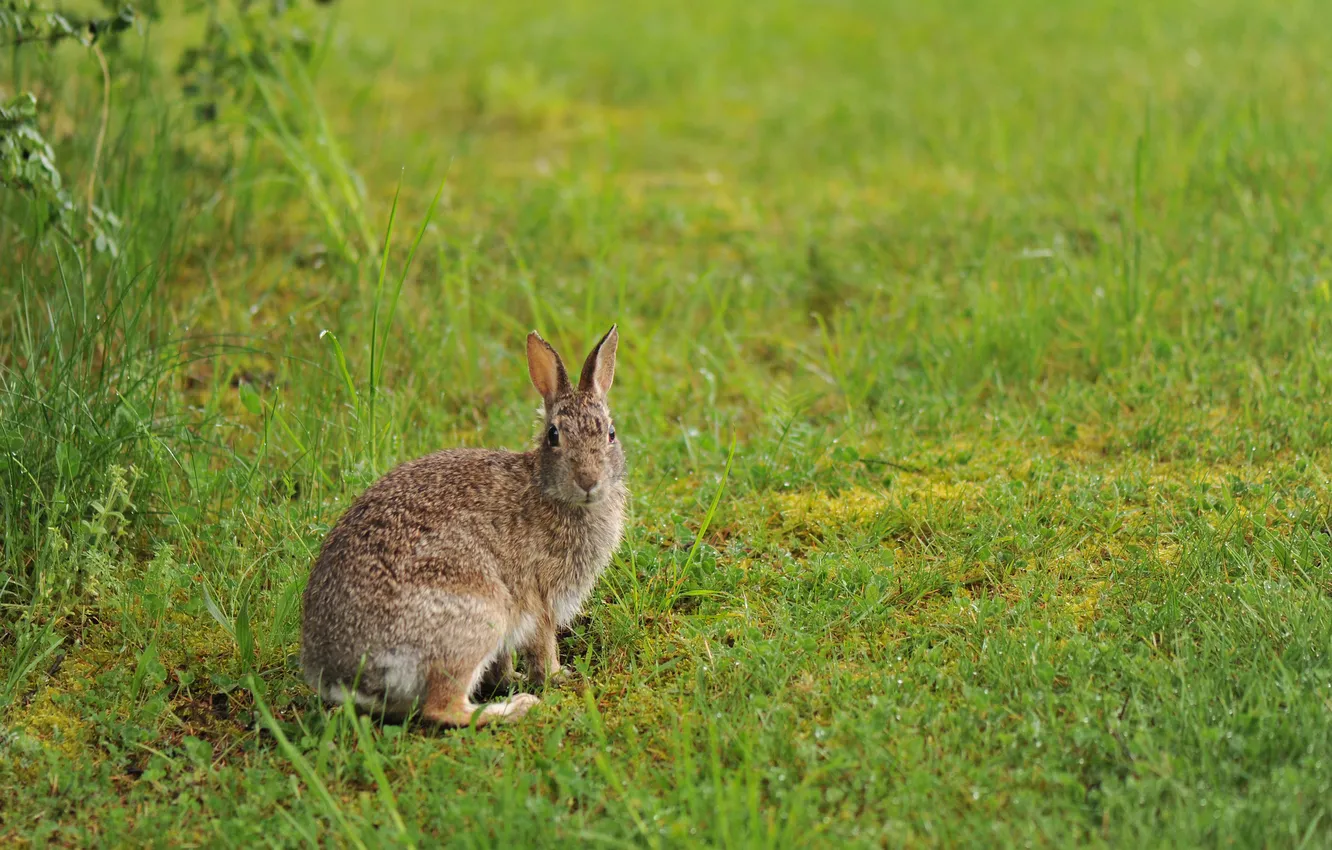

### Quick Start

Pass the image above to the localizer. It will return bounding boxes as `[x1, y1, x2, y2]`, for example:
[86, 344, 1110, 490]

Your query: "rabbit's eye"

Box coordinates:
[608, 425, 616, 443]
[547, 425, 560, 447]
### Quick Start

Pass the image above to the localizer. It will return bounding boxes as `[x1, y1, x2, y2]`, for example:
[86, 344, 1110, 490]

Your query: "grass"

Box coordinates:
[2, 0, 1331, 845]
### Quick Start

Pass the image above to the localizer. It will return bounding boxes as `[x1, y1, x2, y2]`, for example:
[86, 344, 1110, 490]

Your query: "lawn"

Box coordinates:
[2, 0, 1331, 845]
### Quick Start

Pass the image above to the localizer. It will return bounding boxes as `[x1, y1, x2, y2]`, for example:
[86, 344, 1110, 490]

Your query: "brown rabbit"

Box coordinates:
[301, 326, 626, 726]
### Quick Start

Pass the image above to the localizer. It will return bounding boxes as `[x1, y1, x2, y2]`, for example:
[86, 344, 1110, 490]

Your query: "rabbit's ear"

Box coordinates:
[528, 331, 570, 403]
[578, 324, 618, 397]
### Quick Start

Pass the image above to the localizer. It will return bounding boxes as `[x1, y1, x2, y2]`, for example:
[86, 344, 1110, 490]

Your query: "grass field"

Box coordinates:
[3, 0, 1332, 845]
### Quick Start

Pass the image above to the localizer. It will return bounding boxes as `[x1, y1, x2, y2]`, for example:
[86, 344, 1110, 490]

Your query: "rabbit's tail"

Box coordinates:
[306, 646, 429, 718]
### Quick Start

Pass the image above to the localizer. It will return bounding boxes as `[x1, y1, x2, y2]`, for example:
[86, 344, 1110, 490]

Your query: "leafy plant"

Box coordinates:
[0, 93, 59, 199]
[0, 0, 135, 50]
[1, 0, 135, 252]
[175, 0, 329, 124]
[2, 0, 340, 254]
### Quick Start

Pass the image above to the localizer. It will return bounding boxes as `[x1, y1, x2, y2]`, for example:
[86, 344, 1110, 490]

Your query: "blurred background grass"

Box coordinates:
[2, 0, 1331, 845]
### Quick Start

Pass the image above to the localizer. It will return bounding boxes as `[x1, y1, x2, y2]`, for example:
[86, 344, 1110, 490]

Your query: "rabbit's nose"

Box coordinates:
[574, 471, 600, 493]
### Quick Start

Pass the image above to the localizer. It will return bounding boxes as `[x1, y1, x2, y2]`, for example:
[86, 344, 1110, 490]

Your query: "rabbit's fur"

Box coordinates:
[301, 327, 626, 726]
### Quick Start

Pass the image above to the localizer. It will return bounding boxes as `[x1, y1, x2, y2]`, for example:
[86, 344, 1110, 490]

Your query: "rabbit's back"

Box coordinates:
[308, 447, 534, 577]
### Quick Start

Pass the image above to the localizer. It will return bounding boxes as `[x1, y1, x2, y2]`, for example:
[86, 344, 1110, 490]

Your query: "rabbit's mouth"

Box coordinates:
[568, 477, 607, 506]
[544, 481, 607, 507]
[578, 490, 603, 507]
[574, 483, 610, 507]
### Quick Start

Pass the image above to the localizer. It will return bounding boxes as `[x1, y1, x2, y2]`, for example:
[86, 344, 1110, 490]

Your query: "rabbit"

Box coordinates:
[300, 326, 626, 727]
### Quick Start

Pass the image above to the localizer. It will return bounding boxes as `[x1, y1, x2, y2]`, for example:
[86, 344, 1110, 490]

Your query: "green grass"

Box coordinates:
[3, 0, 1332, 845]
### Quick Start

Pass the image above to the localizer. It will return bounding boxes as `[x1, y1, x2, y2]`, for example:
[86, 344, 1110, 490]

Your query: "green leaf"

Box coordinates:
[238, 380, 262, 416]
[236, 592, 256, 673]
[55, 442, 83, 479]
[0, 426, 23, 454]
[182, 736, 213, 771]
[201, 584, 233, 637]
[831, 444, 860, 463]
[130, 640, 167, 701]
[318, 329, 360, 412]
[266, 581, 301, 653]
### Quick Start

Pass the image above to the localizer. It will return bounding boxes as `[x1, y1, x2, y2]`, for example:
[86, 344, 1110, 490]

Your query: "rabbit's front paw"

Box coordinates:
[487, 693, 540, 723]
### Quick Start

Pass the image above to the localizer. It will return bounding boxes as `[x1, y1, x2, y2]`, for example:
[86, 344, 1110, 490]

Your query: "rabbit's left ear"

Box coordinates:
[528, 331, 571, 403]
[578, 325, 618, 397]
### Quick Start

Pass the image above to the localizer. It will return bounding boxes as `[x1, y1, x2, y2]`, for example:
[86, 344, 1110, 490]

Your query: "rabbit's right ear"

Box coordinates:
[578, 324, 618, 397]
[527, 331, 570, 404]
